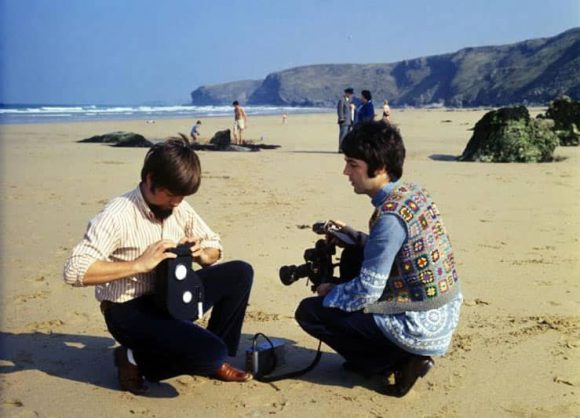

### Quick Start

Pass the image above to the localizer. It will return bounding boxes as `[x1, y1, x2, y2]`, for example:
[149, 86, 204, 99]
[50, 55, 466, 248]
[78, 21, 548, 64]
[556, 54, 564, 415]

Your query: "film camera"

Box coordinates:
[279, 221, 362, 291]
[155, 243, 204, 321]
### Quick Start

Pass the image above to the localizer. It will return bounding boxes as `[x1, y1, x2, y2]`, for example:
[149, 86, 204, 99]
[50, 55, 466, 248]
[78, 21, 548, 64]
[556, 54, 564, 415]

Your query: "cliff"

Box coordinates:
[190, 28, 580, 107]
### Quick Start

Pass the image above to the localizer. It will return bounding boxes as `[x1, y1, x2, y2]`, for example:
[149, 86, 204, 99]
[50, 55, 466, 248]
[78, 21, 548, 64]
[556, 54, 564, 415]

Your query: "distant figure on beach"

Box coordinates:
[337, 87, 354, 152]
[355, 90, 375, 126]
[282, 113, 288, 124]
[295, 121, 462, 397]
[63, 136, 254, 395]
[382, 100, 392, 124]
[232, 101, 247, 145]
[350, 102, 356, 125]
[190, 120, 202, 142]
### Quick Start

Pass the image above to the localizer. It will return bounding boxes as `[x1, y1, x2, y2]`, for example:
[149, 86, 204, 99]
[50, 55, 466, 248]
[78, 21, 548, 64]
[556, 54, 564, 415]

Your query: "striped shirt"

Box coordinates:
[63, 186, 222, 303]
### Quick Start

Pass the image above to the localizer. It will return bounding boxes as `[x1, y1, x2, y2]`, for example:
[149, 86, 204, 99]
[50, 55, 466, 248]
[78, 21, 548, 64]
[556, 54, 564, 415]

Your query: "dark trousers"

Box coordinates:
[295, 296, 412, 375]
[102, 260, 253, 381]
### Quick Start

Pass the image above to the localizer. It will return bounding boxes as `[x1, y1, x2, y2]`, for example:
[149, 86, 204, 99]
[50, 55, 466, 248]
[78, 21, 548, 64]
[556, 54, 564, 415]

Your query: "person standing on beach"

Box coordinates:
[63, 136, 254, 395]
[337, 87, 354, 152]
[355, 90, 375, 126]
[382, 100, 392, 125]
[294, 121, 462, 397]
[232, 101, 248, 144]
[190, 120, 202, 142]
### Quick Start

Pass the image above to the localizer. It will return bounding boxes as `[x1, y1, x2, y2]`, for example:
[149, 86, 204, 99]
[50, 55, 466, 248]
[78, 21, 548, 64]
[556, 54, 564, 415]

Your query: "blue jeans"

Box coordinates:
[295, 296, 411, 375]
[102, 261, 253, 381]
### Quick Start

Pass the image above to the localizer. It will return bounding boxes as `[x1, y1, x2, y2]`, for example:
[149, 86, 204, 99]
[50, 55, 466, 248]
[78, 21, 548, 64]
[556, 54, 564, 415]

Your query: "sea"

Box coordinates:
[0, 104, 332, 125]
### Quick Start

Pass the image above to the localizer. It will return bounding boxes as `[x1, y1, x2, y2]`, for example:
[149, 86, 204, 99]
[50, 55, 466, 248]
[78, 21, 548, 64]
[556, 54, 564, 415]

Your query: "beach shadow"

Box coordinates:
[290, 151, 342, 155]
[429, 154, 459, 161]
[239, 334, 385, 393]
[0, 330, 384, 396]
[0, 331, 178, 398]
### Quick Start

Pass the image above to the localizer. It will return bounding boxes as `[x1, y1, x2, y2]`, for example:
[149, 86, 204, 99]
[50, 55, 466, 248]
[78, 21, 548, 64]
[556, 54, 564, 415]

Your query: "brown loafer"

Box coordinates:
[214, 362, 253, 382]
[114, 346, 149, 395]
[384, 356, 434, 398]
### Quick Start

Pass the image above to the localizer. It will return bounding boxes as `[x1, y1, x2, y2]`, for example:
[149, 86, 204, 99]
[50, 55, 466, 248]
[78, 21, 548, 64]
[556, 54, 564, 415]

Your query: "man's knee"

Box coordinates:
[230, 260, 253, 289]
[295, 296, 323, 325]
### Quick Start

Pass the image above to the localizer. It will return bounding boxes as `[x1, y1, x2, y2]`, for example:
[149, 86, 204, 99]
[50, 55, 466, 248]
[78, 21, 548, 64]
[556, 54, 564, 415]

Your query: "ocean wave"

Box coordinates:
[0, 104, 331, 124]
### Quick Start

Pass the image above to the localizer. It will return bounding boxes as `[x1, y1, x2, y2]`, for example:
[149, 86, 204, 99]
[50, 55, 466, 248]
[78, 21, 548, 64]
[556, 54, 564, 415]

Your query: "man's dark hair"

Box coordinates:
[232, 100, 239, 106]
[344, 87, 354, 94]
[361, 90, 372, 101]
[342, 121, 405, 180]
[141, 134, 201, 196]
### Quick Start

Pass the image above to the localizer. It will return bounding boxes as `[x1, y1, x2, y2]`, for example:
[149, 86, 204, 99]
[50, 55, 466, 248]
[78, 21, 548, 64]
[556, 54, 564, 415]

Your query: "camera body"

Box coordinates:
[155, 243, 204, 320]
[279, 221, 360, 291]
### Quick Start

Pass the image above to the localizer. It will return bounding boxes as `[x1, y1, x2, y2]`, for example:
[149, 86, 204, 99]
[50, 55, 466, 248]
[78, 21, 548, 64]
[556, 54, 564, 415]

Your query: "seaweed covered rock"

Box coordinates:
[459, 106, 559, 162]
[209, 129, 232, 149]
[543, 96, 580, 146]
[79, 131, 153, 148]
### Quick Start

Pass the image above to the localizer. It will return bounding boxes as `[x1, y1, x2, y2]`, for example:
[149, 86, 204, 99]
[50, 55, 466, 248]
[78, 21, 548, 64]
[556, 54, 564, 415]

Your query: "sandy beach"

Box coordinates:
[0, 109, 579, 417]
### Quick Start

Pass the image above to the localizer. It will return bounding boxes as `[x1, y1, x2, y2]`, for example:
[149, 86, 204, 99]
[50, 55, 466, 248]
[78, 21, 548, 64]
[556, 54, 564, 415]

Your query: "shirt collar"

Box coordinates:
[132, 184, 157, 221]
[371, 179, 399, 207]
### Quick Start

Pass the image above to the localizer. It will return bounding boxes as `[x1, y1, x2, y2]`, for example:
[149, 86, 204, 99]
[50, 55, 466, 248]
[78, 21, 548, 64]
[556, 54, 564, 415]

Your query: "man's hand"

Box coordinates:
[326, 219, 365, 247]
[179, 237, 220, 267]
[327, 219, 346, 229]
[82, 239, 177, 286]
[134, 240, 177, 274]
[316, 283, 336, 297]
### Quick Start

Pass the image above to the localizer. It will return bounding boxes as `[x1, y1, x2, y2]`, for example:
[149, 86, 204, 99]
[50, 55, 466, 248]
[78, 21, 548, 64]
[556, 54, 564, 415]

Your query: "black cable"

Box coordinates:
[252, 336, 323, 383]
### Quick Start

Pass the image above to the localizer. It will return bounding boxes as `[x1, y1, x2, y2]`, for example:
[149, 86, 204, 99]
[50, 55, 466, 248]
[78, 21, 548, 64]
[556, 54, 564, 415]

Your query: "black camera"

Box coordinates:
[279, 222, 362, 291]
[155, 243, 204, 321]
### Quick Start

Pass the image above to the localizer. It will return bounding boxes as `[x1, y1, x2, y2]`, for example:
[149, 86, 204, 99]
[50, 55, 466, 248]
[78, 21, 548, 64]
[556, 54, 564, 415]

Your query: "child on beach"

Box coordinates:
[190, 120, 202, 142]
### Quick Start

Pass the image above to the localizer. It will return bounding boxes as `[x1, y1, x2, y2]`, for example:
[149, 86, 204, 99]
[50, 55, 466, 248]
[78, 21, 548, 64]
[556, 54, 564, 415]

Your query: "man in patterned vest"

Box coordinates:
[295, 121, 463, 397]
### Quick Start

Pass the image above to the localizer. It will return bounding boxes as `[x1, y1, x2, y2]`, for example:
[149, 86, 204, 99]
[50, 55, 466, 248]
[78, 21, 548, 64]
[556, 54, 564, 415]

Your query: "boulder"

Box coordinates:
[209, 129, 232, 149]
[459, 106, 559, 163]
[542, 96, 580, 146]
[78, 131, 153, 148]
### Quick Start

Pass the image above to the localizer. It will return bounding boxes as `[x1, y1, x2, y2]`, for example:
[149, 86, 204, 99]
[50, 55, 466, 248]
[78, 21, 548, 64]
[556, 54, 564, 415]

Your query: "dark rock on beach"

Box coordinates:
[79, 130, 280, 152]
[189, 129, 280, 152]
[78, 131, 154, 148]
[209, 129, 232, 148]
[542, 96, 580, 146]
[459, 106, 559, 163]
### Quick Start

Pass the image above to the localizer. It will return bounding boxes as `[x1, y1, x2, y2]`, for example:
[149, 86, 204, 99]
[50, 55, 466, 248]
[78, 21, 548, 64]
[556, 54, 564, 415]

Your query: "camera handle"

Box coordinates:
[249, 333, 323, 383]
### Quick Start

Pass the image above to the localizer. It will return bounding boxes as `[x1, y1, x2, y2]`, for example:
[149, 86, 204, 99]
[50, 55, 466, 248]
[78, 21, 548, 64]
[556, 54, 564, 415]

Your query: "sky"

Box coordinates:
[0, 0, 578, 105]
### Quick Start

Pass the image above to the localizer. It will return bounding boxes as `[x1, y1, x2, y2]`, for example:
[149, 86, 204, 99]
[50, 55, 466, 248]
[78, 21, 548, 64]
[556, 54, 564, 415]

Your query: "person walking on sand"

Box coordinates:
[382, 100, 392, 125]
[64, 136, 254, 395]
[337, 87, 354, 152]
[232, 101, 248, 145]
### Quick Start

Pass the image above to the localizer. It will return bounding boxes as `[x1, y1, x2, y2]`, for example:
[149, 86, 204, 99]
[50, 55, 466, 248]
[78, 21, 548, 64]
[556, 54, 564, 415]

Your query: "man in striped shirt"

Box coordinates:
[64, 136, 254, 394]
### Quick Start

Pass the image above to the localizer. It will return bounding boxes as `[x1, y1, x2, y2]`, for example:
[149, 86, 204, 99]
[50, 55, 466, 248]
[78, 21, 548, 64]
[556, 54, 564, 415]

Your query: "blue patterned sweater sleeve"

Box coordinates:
[323, 214, 407, 311]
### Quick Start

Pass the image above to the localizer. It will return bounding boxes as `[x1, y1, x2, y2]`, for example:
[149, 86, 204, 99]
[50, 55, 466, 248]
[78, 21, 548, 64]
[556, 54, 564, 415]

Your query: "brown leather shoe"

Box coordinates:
[213, 362, 253, 382]
[383, 356, 434, 398]
[114, 346, 149, 395]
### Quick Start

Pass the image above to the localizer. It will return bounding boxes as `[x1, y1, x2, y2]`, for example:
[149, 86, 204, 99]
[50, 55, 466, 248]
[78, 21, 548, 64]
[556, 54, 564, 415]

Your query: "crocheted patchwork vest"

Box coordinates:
[365, 183, 461, 315]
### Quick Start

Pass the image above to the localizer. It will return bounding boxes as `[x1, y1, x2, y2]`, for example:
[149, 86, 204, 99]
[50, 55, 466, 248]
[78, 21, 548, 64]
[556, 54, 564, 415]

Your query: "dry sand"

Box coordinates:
[0, 110, 579, 417]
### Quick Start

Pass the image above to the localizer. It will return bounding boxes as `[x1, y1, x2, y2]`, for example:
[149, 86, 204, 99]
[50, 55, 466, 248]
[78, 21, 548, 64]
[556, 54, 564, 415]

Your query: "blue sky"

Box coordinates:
[1, 0, 578, 105]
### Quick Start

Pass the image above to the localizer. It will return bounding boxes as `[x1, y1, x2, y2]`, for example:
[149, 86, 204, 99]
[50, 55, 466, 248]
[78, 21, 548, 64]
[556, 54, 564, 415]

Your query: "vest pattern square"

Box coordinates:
[372, 183, 460, 310]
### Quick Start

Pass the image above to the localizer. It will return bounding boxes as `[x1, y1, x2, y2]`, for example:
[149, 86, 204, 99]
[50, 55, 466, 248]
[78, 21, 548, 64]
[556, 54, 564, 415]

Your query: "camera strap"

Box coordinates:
[250, 333, 323, 383]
